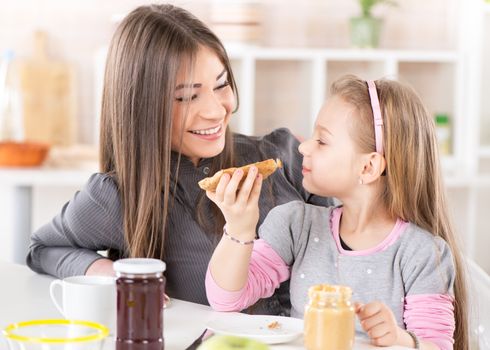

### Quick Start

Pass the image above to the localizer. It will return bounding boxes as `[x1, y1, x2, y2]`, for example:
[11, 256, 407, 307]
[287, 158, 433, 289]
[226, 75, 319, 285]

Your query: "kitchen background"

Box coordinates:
[0, 0, 489, 273]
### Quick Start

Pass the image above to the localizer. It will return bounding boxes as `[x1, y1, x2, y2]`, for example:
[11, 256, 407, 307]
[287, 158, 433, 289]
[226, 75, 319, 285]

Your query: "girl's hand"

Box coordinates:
[206, 166, 263, 240]
[356, 301, 404, 347]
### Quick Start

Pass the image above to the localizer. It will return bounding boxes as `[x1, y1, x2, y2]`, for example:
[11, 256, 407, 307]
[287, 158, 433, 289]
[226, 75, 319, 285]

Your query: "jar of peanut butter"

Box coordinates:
[304, 284, 355, 350]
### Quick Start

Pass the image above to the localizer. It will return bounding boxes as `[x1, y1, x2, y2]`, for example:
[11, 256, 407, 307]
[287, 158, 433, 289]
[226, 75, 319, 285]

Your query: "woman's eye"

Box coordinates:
[316, 139, 326, 146]
[175, 94, 197, 102]
[215, 81, 229, 90]
[175, 81, 229, 102]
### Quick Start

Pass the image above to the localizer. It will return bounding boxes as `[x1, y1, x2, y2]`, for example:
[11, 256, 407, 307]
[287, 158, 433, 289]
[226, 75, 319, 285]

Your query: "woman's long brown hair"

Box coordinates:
[100, 4, 238, 260]
[331, 75, 468, 349]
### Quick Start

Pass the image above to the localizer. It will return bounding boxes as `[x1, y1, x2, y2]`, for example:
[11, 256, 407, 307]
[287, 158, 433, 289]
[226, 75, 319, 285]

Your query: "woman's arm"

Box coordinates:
[85, 258, 115, 276]
[26, 174, 125, 278]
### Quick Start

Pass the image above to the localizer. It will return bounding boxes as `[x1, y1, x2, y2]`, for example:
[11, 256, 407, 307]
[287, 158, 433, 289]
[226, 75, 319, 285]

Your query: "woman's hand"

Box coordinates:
[356, 301, 405, 347]
[206, 166, 263, 240]
[163, 293, 171, 308]
[85, 258, 116, 276]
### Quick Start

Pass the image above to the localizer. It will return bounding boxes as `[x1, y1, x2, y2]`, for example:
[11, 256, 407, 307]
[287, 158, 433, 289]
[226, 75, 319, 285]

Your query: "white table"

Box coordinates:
[0, 261, 411, 349]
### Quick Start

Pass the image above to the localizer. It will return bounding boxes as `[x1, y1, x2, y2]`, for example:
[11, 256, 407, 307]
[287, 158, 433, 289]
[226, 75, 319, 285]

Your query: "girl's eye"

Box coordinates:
[175, 94, 198, 102]
[316, 139, 326, 146]
[215, 81, 229, 90]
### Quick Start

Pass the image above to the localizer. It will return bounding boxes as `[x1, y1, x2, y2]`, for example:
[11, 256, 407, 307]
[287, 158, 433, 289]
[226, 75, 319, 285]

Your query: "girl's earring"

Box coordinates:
[358, 178, 363, 185]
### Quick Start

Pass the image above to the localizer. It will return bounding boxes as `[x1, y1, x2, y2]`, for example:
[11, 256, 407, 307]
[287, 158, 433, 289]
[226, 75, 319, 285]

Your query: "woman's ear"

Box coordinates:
[359, 152, 386, 184]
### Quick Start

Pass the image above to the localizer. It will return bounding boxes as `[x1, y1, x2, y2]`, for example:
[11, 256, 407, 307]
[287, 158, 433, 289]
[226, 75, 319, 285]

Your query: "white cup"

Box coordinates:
[49, 275, 116, 333]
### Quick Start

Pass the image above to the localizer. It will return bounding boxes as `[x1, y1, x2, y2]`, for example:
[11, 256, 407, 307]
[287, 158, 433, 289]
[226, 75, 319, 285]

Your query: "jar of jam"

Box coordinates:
[304, 284, 355, 350]
[113, 258, 166, 350]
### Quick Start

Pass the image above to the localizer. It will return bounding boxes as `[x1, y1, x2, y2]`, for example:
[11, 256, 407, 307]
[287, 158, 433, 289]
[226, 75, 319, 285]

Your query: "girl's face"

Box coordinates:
[171, 46, 235, 165]
[298, 95, 364, 198]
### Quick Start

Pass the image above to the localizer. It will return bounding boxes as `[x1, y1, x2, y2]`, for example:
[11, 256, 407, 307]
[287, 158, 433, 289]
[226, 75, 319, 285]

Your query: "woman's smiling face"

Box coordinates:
[171, 46, 235, 165]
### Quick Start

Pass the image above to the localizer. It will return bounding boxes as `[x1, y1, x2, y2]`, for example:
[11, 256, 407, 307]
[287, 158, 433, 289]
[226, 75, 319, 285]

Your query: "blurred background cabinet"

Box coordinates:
[225, 47, 463, 172]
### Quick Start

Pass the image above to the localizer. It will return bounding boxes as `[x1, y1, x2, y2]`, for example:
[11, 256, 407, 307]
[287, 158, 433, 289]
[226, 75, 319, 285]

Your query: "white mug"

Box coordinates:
[49, 275, 116, 332]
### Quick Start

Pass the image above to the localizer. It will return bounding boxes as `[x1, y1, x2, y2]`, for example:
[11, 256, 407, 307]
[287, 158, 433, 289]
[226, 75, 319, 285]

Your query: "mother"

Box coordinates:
[26, 4, 331, 315]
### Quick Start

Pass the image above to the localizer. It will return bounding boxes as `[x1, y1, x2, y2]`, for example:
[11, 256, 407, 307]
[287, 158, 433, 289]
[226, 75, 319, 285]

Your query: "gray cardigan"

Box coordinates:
[26, 128, 332, 314]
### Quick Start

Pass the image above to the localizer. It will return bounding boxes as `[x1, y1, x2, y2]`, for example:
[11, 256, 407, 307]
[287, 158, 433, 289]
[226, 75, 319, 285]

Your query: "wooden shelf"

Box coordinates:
[224, 46, 463, 148]
[444, 175, 490, 188]
[1, 164, 488, 188]
[479, 146, 490, 158]
[0, 168, 95, 186]
[227, 46, 459, 62]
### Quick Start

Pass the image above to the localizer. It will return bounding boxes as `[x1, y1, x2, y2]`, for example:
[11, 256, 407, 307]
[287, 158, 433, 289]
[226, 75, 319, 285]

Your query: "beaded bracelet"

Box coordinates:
[406, 330, 420, 349]
[223, 226, 255, 245]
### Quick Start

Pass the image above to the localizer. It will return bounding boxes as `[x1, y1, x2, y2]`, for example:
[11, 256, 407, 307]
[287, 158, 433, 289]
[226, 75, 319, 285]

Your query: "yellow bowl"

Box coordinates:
[2, 319, 109, 350]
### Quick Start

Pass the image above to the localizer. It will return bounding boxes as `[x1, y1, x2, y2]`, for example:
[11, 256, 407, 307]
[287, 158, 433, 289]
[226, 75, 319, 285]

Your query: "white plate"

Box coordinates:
[207, 315, 303, 344]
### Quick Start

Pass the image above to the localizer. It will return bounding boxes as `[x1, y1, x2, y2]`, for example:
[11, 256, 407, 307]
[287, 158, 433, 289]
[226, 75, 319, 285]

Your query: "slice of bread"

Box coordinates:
[198, 158, 282, 192]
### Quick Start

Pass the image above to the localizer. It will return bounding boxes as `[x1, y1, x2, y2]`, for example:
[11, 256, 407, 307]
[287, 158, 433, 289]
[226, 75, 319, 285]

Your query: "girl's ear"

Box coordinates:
[359, 152, 386, 184]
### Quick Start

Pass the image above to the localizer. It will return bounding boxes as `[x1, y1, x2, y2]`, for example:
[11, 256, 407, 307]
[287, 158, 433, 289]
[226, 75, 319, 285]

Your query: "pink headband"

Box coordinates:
[367, 80, 384, 155]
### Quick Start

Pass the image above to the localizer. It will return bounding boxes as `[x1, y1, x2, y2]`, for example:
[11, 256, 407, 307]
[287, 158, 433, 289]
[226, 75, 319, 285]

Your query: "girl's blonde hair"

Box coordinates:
[331, 75, 468, 349]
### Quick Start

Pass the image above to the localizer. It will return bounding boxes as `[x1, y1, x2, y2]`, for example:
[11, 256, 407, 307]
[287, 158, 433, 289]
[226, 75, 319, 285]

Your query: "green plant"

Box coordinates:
[358, 0, 396, 17]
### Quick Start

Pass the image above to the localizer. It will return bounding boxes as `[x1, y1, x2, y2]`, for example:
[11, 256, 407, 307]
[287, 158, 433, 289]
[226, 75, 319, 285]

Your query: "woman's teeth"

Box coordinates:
[190, 125, 221, 135]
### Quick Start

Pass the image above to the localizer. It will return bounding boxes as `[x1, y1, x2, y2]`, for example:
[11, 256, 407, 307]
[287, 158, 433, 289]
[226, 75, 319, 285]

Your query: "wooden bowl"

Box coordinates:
[0, 141, 50, 167]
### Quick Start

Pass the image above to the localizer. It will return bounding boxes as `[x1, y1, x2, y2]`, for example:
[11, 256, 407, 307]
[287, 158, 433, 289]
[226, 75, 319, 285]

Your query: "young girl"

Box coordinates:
[205, 75, 468, 349]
